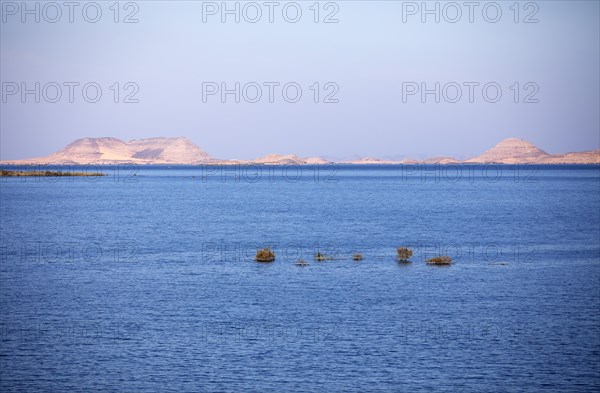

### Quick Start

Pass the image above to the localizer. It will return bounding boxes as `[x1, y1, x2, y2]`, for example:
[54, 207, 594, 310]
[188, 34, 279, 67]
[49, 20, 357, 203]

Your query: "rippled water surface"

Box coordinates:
[1, 165, 599, 392]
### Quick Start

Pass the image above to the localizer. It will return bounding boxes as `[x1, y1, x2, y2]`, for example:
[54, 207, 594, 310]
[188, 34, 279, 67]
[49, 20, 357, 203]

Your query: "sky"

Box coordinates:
[1, 0, 599, 160]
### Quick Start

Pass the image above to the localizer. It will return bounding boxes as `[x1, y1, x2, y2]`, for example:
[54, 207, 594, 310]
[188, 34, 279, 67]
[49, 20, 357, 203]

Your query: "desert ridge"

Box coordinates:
[2, 137, 599, 165]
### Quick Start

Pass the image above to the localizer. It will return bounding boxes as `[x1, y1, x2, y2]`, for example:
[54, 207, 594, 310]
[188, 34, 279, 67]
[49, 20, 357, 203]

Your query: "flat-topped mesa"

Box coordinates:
[251, 154, 331, 165]
[304, 157, 331, 165]
[34, 137, 133, 164]
[4, 137, 215, 165]
[466, 138, 550, 164]
[128, 137, 212, 164]
[345, 157, 399, 164]
[543, 150, 600, 164]
[252, 154, 305, 165]
[421, 156, 461, 164]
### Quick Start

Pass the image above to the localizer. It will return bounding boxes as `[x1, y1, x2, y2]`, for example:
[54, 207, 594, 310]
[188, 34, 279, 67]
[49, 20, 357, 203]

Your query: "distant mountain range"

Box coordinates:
[2, 137, 599, 165]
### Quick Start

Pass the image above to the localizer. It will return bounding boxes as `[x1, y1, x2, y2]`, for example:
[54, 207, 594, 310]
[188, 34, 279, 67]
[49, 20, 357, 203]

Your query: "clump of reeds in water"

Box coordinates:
[396, 247, 413, 262]
[426, 256, 452, 265]
[255, 246, 275, 262]
[352, 253, 363, 261]
[0, 170, 104, 177]
[314, 252, 333, 261]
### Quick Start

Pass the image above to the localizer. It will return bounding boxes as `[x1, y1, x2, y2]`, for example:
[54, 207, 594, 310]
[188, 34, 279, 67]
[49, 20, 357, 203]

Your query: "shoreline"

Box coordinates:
[0, 170, 105, 177]
[1, 162, 599, 166]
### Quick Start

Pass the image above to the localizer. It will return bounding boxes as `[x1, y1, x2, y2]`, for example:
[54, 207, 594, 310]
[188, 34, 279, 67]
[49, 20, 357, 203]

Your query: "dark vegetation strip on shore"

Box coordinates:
[0, 170, 105, 177]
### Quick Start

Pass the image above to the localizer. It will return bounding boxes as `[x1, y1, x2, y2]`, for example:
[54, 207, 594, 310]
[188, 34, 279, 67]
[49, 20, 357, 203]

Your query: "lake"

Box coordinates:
[1, 164, 599, 392]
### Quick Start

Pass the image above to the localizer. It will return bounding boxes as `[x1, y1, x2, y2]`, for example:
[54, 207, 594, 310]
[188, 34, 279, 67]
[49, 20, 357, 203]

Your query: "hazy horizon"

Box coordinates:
[3, 134, 598, 162]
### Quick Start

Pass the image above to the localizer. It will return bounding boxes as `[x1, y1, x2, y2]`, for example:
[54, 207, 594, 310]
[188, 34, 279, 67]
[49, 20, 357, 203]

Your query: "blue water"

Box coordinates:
[1, 164, 599, 392]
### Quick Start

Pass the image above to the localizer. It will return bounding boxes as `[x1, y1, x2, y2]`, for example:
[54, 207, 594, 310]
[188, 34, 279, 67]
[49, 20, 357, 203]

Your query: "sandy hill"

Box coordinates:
[344, 157, 399, 164]
[127, 137, 212, 163]
[465, 138, 599, 164]
[540, 150, 600, 164]
[6, 137, 213, 164]
[251, 154, 330, 165]
[421, 156, 461, 164]
[466, 138, 550, 164]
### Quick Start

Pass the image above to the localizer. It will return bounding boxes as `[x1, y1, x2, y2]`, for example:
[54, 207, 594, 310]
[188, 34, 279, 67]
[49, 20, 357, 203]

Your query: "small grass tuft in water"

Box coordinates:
[396, 247, 413, 262]
[255, 246, 275, 262]
[314, 252, 333, 261]
[426, 256, 452, 265]
[352, 253, 363, 261]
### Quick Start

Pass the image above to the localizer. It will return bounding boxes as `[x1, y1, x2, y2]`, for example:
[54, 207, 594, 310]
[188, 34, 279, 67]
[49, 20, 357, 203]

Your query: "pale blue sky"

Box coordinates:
[1, 0, 599, 160]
